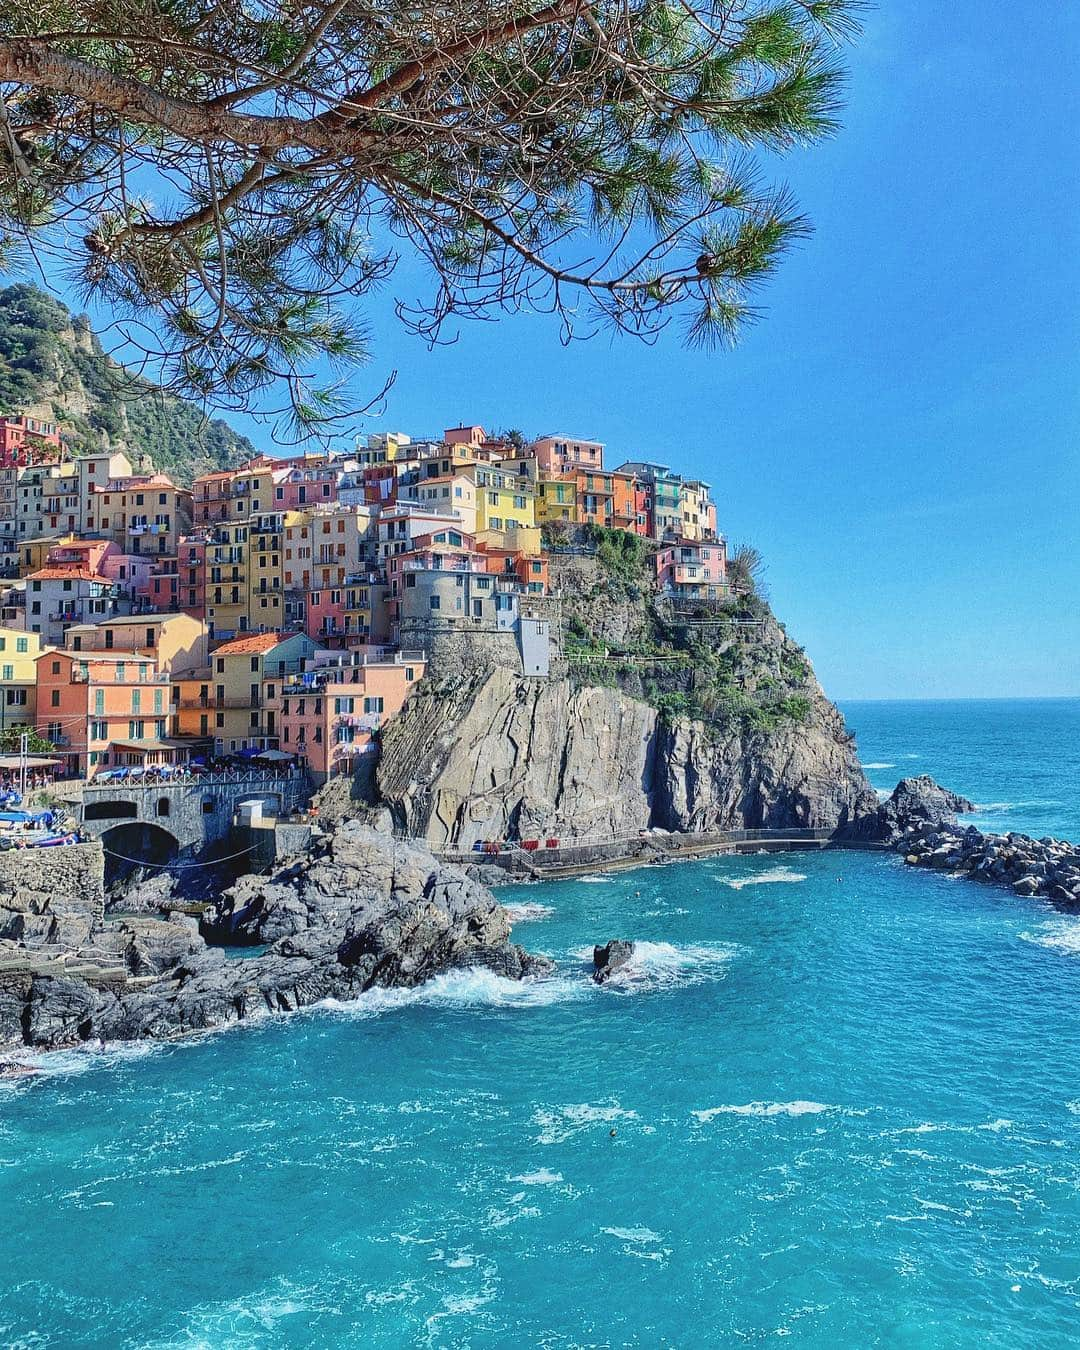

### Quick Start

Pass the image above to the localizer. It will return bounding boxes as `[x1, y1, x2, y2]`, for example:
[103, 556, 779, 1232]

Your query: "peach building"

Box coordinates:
[279, 654, 426, 782]
[532, 434, 604, 474]
[36, 649, 174, 778]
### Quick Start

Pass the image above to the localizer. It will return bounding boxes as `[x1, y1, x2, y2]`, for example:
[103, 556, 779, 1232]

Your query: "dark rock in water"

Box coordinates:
[0, 823, 553, 1051]
[593, 939, 635, 984]
[858, 775, 975, 844]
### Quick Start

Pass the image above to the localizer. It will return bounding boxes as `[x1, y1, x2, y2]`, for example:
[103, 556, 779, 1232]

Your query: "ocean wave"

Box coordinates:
[507, 1168, 563, 1186]
[722, 867, 807, 891]
[862, 762, 896, 770]
[1018, 919, 1080, 957]
[580, 875, 613, 884]
[319, 967, 586, 1019]
[0, 1037, 171, 1086]
[570, 940, 739, 993]
[974, 799, 1059, 813]
[692, 1100, 848, 1122]
[503, 902, 555, 923]
[533, 1101, 638, 1144]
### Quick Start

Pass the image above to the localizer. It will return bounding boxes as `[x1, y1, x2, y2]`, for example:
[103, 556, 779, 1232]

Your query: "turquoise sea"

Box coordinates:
[3, 699, 1080, 1348]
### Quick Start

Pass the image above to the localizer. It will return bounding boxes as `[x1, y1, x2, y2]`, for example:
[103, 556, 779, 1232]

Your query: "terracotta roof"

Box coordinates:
[27, 567, 112, 583]
[212, 631, 287, 655]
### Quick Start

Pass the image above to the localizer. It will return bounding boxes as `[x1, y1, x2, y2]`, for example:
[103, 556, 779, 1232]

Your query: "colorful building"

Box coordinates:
[532, 434, 604, 475]
[176, 631, 317, 755]
[0, 625, 44, 735]
[279, 653, 426, 782]
[36, 649, 175, 778]
[24, 567, 130, 646]
[655, 538, 728, 601]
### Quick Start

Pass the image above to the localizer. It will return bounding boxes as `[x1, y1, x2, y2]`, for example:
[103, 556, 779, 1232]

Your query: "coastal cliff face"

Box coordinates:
[376, 606, 877, 849]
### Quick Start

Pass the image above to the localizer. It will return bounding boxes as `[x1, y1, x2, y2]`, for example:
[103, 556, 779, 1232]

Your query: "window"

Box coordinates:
[429, 595, 441, 611]
[363, 696, 384, 714]
[51, 660, 60, 675]
[50, 689, 60, 708]
[116, 662, 125, 682]
[132, 689, 141, 714]
[1, 665, 11, 681]
[250, 656, 259, 672]
[154, 688, 163, 714]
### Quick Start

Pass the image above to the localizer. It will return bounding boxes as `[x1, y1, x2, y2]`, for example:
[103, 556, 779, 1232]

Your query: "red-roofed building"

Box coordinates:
[25, 567, 130, 645]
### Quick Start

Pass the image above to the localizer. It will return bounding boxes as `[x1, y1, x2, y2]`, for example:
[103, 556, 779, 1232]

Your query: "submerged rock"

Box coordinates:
[593, 939, 636, 984]
[0, 823, 552, 1051]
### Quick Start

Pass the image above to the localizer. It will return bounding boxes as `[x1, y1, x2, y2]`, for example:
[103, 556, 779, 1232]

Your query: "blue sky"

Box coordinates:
[54, 2, 1080, 698]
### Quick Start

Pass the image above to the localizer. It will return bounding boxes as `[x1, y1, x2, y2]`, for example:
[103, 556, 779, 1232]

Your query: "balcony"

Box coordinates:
[401, 557, 483, 574]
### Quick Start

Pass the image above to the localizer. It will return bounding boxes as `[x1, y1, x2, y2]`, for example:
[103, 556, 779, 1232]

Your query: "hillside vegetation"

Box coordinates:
[0, 284, 255, 483]
[551, 524, 816, 735]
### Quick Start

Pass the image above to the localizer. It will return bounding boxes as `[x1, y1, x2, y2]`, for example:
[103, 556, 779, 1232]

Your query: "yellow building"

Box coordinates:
[176, 631, 318, 754]
[534, 474, 579, 525]
[38, 462, 80, 538]
[204, 521, 249, 640]
[0, 625, 45, 733]
[117, 475, 193, 557]
[468, 465, 536, 538]
[246, 511, 285, 633]
[63, 613, 208, 676]
[409, 472, 478, 534]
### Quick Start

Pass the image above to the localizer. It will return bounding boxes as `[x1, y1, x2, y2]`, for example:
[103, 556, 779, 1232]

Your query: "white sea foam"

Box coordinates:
[503, 902, 555, 923]
[1019, 919, 1080, 957]
[862, 762, 896, 770]
[318, 967, 584, 1019]
[580, 875, 613, 883]
[533, 1101, 638, 1144]
[723, 867, 807, 891]
[601, 1226, 662, 1244]
[571, 940, 739, 992]
[507, 1168, 563, 1185]
[974, 799, 1058, 813]
[1066, 1101, 1080, 1116]
[692, 1100, 844, 1122]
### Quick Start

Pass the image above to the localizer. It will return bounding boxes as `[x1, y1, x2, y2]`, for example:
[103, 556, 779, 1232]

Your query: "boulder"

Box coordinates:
[593, 939, 636, 984]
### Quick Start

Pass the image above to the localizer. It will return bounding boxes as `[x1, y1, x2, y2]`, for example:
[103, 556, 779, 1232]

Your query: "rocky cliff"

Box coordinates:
[377, 563, 878, 849]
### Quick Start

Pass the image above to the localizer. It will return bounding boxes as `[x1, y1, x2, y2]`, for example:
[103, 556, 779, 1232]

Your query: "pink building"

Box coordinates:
[279, 654, 426, 781]
[655, 538, 728, 601]
[532, 434, 604, 475]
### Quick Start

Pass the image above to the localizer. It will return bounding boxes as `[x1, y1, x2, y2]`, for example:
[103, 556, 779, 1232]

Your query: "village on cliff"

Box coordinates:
[0, 414, 727, 811]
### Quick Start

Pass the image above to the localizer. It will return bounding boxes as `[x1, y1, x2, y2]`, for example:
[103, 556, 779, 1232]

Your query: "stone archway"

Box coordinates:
[99, 821, 180, 888]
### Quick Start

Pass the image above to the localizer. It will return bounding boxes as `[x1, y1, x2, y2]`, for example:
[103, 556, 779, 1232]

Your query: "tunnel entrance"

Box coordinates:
[100, 821, 180, 889]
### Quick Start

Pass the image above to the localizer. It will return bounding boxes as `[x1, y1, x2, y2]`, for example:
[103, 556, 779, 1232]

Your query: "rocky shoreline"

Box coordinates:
[0, 823, 551, 1053]
[2, 774, 1075, 1060]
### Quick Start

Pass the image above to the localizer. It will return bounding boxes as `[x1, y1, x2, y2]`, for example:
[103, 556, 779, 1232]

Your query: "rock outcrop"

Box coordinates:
[859, 775, 975, 844]
[0, 824, 550, 1051]
[377, 662, 878, 849]
[593, 940, 635, 984]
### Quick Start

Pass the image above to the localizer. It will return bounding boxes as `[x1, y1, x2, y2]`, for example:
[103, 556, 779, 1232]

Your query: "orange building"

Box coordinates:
[36, 649, 175, 778]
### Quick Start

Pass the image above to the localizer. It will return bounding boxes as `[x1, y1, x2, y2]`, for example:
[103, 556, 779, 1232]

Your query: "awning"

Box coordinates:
[0, 755, 63, 769]
[252, 748, 295, 762]
[109, 739, 192, 753]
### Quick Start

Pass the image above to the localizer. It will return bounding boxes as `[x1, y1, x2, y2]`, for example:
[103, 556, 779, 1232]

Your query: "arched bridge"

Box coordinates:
[72, 773, 310, 855]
